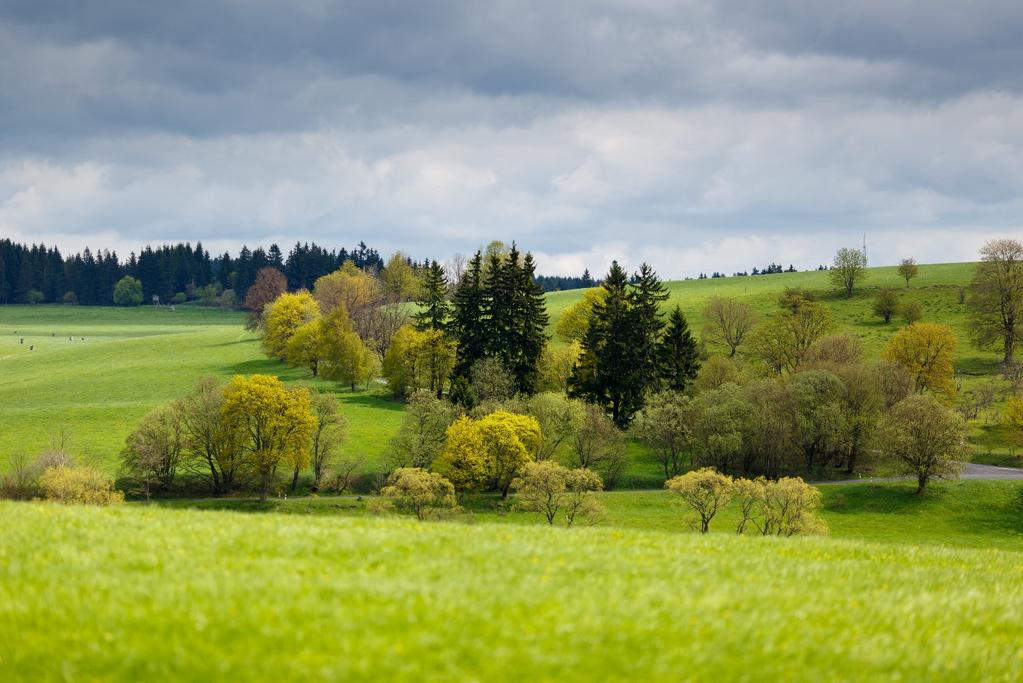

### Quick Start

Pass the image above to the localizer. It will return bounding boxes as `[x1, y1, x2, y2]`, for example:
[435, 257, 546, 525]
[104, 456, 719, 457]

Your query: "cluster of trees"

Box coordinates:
[666, 468, 825, 535]
[120, 375, 350, 501]
[568, 263, 700, 427]
[0, 238, 387, 307]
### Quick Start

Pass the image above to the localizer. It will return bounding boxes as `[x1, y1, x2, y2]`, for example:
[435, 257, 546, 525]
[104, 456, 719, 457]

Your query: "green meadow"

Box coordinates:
[2, 501, 1022, 682]
[0, 305, 404, 473]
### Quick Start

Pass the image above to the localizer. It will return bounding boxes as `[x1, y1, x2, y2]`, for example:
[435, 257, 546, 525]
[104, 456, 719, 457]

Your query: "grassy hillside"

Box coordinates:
[2, 501, 1022, 681]
[0, 260, 1017, 474]
[0, 306, 403, 471]
[162, 479, 1023, 552]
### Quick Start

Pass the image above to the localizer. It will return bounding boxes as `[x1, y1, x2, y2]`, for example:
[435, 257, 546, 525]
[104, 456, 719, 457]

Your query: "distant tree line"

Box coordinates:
[0, 238, 387, 306]
[534, 269, 597, 292]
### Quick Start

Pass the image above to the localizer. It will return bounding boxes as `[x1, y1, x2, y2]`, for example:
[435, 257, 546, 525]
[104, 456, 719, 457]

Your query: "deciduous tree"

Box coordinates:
[665, 468, 733, 533]
[511, 461, 603, 526]
[830, 247, 867, 297]
[884, 322, 957, 400]
[702, 296, 757, 357]
[262, 291, 320, 360]
[242, 267, 287, 330]
[387, 390, 458, 469]
[876, 394, 966, 493]
[113, 276, 144, 306]
[380, 468, 457, 520]
[873, 287, 899, 324]
[898, 258, 919, 288]
[633, 391, 692, 478]
[966, 238, 1023, 364]
[221, 375, 316, 501]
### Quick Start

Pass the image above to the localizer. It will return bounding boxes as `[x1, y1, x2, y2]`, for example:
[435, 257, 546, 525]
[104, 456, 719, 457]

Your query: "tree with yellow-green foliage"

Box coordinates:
[537, 341, 580, 393]
[556, 288, 607, 343]
[319, 307, 376, 390]
[221, 375, 316, 500]
[665, 468, 733, 533]
[285, 318, 328, 377]
[883, 322, 957, 400]
[432, 416, 487, 491]
[380, 467, 457, 520]
[511, 460, 604, 526]
[382, 324, 455, 399]
[1003, 396, 1023, 451]
[433, 410, 541, 497]
[262, 291, 320, 360]
[876, 394, 965, 493]
[748, 301, 834, 374]
[380, 251, 423, 302]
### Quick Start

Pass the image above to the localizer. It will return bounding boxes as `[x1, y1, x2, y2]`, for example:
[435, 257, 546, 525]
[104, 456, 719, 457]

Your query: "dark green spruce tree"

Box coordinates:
[570, 261, 642, 428]
[413, 260, 451, 332]
[450, 251, 486, 380]
[628, 263, 668, 392]
[509, 251, 549, 393]
[659, 306, 700, 392]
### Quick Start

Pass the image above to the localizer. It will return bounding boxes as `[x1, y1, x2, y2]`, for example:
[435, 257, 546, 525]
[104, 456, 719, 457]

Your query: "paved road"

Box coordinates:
[815, 462, 1023, 485]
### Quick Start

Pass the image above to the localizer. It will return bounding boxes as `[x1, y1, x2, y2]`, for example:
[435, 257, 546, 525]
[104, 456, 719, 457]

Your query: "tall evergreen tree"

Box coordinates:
[570, 261, 642, 428]
[512, 251, 550, 393]
[414, 260, 451, 332]
[659, 306, 701, 392]
[451, 251, 487, 378]
[628, 263, 669, 392]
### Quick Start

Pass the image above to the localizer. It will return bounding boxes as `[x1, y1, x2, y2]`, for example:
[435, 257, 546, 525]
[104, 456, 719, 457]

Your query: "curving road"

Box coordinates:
[815, 462, 1023, 485]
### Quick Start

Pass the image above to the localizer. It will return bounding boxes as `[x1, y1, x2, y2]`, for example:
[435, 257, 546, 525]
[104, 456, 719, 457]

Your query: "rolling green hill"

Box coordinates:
[0, 260, 1017, 474]
[2, 501, 1021, 681]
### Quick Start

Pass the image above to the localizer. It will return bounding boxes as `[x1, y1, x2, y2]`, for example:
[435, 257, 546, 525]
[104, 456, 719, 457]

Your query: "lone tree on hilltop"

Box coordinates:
[830, 247, 868, 297]
[898, 258, 919, 288]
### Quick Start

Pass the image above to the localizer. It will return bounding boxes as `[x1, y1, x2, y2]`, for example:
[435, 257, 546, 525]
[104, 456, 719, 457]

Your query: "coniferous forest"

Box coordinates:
[0, 239, 385, 306]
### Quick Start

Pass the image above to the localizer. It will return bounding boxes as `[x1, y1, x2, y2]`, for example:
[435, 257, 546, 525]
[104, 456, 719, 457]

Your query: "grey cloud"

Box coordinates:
[0, 1, 1021, 276]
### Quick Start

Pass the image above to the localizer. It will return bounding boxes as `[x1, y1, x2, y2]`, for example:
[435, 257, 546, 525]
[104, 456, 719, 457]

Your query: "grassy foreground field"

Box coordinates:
[2, 501, 1022, 682]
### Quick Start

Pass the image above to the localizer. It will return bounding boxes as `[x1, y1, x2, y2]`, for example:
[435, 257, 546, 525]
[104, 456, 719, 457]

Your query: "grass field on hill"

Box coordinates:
[2, 501, 1021, 681]
[161, 479, 1023, 552]
[0, 306, 403, 472]
[0, 260, 1019, 477]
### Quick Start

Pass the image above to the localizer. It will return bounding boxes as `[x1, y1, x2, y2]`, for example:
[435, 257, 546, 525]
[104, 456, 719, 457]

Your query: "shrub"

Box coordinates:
[39, 465, 123, 505]
[380, 468, 457, 520]
[902, 300, 924, 325]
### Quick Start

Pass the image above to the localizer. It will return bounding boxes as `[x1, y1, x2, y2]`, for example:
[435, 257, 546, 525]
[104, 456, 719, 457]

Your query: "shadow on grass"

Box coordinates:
[336, 391, 406, 412]
[823, 483, 941, 515]
[155, 497, 364, 516]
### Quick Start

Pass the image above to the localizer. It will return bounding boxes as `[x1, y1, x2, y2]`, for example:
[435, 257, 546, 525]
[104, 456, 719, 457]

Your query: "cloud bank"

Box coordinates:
[1, 1, 1021, 276]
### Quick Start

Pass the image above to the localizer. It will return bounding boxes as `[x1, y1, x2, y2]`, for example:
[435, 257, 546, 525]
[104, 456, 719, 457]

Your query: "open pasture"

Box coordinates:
[2, 501, 1022, 682]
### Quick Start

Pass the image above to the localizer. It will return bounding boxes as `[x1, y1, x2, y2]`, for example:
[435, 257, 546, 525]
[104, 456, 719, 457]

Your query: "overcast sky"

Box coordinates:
[1, 1, 1021, 277]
